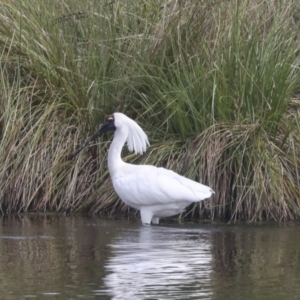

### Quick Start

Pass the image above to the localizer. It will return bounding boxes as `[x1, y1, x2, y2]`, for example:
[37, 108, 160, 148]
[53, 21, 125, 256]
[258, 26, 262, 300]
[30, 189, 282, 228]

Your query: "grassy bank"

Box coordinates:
[0, 0, 300, 221]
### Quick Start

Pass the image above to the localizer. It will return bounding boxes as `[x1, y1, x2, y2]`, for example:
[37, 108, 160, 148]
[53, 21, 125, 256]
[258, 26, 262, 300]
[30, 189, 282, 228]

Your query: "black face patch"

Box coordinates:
[71, 113, 116, 158]
[102, 114, 116, 132]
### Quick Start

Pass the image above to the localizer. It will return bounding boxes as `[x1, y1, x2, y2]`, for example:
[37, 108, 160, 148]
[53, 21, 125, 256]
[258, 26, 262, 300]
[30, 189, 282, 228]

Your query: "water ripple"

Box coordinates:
[100, 226, 213, 300]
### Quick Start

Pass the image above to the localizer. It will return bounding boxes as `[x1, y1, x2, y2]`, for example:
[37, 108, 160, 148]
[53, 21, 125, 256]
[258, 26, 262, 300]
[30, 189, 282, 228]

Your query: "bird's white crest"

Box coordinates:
[113, 113, 149, 155]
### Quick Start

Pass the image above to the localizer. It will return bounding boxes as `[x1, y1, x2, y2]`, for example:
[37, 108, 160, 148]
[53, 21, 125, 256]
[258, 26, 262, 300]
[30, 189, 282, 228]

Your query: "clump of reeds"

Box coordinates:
[0, 0, 300, 221]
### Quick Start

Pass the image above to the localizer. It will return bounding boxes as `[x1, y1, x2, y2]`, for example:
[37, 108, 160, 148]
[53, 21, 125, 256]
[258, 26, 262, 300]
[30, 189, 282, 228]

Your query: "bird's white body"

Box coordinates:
[104, 113, 214, 225]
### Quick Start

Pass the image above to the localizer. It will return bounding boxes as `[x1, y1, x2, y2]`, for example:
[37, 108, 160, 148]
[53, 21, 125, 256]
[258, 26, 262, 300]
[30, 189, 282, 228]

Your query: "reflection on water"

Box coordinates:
[0, 215, 300, 300]
[101, 227, 212, 299]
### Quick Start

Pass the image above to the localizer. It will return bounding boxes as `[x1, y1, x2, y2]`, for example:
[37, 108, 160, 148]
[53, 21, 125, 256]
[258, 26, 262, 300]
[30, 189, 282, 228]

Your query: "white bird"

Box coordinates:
[76, 113, 214, 225]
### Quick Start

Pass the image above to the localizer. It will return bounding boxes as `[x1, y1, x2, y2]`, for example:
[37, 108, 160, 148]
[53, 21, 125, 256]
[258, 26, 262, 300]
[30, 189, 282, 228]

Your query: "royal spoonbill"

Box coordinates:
[75, 113, 214, 225]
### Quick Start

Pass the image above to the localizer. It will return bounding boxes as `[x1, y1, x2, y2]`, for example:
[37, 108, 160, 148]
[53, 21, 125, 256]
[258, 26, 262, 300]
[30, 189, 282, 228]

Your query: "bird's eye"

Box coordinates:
[107, 116, 114, 122]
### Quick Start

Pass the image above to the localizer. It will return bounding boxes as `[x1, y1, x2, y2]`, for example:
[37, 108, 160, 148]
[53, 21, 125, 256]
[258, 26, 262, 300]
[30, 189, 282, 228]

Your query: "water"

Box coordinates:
[0, 215, 300, 300]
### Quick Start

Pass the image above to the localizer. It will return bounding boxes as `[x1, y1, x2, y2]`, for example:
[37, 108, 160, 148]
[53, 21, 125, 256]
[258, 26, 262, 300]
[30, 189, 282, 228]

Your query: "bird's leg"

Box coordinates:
[140, 208, 153, 226]
[151, 216, 160, 225]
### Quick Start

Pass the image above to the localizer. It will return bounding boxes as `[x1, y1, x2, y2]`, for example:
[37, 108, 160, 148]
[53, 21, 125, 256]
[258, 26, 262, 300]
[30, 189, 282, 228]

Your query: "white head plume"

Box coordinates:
[113, 113, 150, 155]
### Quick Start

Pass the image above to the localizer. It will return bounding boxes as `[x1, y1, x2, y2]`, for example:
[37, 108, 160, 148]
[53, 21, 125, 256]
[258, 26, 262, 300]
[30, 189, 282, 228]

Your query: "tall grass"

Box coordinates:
[0, 0, 299, 221]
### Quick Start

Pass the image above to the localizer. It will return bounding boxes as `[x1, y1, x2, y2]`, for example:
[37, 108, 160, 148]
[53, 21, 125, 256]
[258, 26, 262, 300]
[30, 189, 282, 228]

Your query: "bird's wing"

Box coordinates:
[112, 165, 213, 207]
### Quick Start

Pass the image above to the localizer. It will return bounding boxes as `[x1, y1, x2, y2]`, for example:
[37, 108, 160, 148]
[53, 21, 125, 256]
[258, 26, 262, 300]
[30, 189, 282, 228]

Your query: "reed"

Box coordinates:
[0, 0, 300, 221]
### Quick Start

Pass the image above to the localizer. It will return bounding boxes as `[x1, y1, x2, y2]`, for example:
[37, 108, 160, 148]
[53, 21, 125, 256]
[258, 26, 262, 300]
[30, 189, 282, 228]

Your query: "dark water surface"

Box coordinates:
[0, 215, 300, 300]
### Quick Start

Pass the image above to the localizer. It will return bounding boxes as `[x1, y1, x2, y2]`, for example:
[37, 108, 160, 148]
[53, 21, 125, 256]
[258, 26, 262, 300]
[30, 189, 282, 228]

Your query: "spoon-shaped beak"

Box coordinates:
[70, 119, 116, 159]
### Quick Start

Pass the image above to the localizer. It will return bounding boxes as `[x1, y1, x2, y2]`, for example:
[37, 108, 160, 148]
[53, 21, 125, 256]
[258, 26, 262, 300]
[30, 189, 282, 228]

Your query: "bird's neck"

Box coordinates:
[107, 129, 127, 176]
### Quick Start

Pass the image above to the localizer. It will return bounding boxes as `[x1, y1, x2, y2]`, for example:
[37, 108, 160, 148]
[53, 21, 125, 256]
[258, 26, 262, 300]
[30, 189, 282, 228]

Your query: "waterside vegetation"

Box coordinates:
[0, 0, 300, 221]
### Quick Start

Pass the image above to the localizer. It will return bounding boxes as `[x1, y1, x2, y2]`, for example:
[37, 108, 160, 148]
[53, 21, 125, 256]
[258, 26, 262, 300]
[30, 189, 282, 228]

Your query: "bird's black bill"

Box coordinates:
[70, 116, 116, 159]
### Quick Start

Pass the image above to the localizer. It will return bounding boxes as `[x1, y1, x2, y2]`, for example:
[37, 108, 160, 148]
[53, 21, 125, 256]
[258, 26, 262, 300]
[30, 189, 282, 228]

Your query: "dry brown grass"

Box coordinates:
[0, 0, 299, 221]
